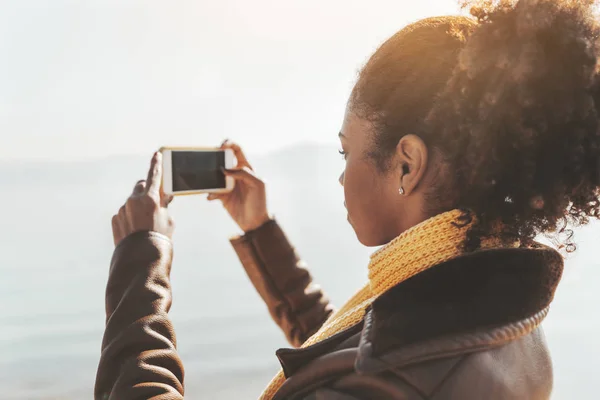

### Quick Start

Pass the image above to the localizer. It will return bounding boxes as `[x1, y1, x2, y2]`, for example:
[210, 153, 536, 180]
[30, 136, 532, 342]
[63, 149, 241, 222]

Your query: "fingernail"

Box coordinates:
[220, 139, 229, 146]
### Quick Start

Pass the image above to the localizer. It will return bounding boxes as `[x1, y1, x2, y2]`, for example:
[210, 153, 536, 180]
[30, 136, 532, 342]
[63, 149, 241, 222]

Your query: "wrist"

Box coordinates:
[242, 214, 272, 233]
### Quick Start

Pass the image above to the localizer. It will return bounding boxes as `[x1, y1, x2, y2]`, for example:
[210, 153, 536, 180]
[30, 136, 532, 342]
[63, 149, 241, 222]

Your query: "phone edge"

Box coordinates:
[161, 149, 174, 195]
[160, 146, 234, 196]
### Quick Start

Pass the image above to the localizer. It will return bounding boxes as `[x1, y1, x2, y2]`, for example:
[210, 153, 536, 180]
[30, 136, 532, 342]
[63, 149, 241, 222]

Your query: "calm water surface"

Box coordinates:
[0, 151, 597, 399]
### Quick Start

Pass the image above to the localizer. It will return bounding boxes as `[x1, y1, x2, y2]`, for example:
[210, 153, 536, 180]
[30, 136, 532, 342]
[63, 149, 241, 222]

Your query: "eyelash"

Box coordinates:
[338, 149, 347, 160]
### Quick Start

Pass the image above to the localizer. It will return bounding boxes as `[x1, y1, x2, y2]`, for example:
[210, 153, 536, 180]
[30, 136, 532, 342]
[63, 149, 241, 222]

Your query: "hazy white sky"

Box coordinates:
[0, 0, 461, 161]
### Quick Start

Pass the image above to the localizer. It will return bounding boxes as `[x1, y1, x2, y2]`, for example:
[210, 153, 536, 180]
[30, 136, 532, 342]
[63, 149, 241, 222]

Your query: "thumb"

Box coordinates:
[223, 166, 262, 186]
[207, 193, 225, 201]
[161, 193, 174, 207]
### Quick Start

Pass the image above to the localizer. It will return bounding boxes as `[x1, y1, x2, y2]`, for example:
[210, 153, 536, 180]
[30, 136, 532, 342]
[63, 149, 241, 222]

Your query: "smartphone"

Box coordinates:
[161, 147, 235, 196]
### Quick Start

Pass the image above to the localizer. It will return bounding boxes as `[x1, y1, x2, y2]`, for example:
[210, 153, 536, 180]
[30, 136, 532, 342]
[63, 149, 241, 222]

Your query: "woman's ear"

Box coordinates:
[396, 134, 428, 195]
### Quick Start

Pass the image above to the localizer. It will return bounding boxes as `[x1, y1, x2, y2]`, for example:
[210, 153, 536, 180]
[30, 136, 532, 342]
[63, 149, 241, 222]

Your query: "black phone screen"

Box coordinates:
[171, 151, 226, 191]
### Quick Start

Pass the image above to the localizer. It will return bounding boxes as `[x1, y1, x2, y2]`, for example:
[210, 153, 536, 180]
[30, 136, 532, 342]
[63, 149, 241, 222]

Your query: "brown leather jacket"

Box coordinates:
[95, 220, 563, 400]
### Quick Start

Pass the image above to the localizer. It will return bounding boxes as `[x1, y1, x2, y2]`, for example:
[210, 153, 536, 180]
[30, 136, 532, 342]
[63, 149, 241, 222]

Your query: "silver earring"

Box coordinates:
[399, 186, 405, 195]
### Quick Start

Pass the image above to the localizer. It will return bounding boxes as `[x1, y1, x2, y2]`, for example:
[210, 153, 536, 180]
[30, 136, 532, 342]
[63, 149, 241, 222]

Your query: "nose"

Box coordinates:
[338, 170, 344, 186]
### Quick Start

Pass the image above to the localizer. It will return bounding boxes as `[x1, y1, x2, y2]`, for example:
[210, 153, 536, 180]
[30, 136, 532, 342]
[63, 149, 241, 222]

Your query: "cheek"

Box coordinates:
[342, 163, 357, 208]
[343, 160, 384, 223]
[343, 162, 364, 201]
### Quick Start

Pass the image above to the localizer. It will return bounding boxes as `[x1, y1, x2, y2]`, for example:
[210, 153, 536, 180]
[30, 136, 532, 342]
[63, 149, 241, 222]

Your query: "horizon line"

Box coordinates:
[0, 140, 340, 165]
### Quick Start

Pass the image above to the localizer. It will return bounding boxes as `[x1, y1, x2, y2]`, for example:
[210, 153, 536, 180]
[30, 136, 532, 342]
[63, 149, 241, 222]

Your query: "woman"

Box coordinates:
[95, 0, 600, 399]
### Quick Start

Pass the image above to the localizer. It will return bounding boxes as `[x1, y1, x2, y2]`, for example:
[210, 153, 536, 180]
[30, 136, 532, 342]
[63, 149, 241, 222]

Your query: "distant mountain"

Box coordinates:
[0, 142, 342, 190]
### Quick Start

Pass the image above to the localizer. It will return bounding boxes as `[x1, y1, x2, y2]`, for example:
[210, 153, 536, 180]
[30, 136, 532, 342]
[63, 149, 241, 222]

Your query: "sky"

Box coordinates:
[0, 0, 461, 161]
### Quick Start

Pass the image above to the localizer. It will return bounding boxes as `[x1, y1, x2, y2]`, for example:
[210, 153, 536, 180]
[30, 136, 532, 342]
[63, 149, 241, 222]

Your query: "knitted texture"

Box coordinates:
[259, 209, 518, 400]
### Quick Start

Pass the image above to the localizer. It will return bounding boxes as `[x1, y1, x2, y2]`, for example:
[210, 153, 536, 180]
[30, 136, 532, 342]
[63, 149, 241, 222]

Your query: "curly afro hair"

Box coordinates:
[352, 0, 600, 251]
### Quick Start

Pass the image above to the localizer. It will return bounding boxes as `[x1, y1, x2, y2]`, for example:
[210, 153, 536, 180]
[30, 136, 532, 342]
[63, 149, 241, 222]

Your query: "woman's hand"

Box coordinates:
[208, 141, 270, 232]
[112, 151, 175, 246]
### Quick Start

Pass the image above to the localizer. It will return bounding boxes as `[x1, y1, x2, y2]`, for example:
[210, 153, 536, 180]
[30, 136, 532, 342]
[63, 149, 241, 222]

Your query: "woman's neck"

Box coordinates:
[368, 209, 518, 297]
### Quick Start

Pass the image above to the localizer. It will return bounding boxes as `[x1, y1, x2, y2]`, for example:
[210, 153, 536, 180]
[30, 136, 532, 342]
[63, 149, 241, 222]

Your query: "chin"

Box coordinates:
[348, 213, 391, 247]
[352, 226, 388, 247]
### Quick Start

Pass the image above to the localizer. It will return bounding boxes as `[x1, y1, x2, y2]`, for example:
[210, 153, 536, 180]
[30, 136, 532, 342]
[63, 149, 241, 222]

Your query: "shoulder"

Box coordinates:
[277, 316, 552, 400]
[350, 309, 552, 399]
[274, 246, 561, 399]
[431, 328, 553, 399]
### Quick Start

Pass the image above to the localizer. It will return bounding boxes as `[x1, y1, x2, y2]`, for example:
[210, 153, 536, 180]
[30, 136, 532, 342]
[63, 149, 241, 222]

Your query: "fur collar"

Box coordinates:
[276, 245, 563, 377]
[369, 244, 563, 355]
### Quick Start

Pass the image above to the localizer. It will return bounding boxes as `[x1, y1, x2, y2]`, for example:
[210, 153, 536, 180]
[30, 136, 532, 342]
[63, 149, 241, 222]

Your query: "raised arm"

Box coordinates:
[231, 219, 335, 347]
[208, 141, 335, 347]
[95, 232, 183, 400]
[95, 152, 184, 400]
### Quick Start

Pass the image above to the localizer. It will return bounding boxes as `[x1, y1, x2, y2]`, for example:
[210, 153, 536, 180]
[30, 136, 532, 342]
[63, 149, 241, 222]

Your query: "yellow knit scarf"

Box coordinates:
[259, 209, 517, 400]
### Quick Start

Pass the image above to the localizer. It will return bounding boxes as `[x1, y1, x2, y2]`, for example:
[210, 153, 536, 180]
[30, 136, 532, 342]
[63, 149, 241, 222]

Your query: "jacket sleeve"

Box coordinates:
[94, 231, 184, 400]
[230, 219, 335, 348]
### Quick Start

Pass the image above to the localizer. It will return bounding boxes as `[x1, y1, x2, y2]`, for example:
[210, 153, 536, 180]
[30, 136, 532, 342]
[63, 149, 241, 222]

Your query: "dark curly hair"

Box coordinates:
[351, 0, 600, 251]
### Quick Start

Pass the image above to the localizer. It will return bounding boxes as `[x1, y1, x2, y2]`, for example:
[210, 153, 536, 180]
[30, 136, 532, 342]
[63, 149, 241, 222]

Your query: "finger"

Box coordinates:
[112, 208, 125, 245]
[159, 184, 173, 208]
[207, 193, 225, 201]
[221, 141, 252, 170]
[223, 166, 262, 186]
[146, 152, 163, 196]
[161, 194, 174, 207]
[132, 180, 146, 196]
[111, 215, 122, 245]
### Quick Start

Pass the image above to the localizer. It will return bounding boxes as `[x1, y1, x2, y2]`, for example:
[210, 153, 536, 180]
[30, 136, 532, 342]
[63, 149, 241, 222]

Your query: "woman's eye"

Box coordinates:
[338, 149, 347, 160]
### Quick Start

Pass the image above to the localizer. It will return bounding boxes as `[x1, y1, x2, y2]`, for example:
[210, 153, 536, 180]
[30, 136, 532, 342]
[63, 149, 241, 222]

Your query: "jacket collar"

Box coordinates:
[277, 244, 563, 377]
[356, 244, 563, 372]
